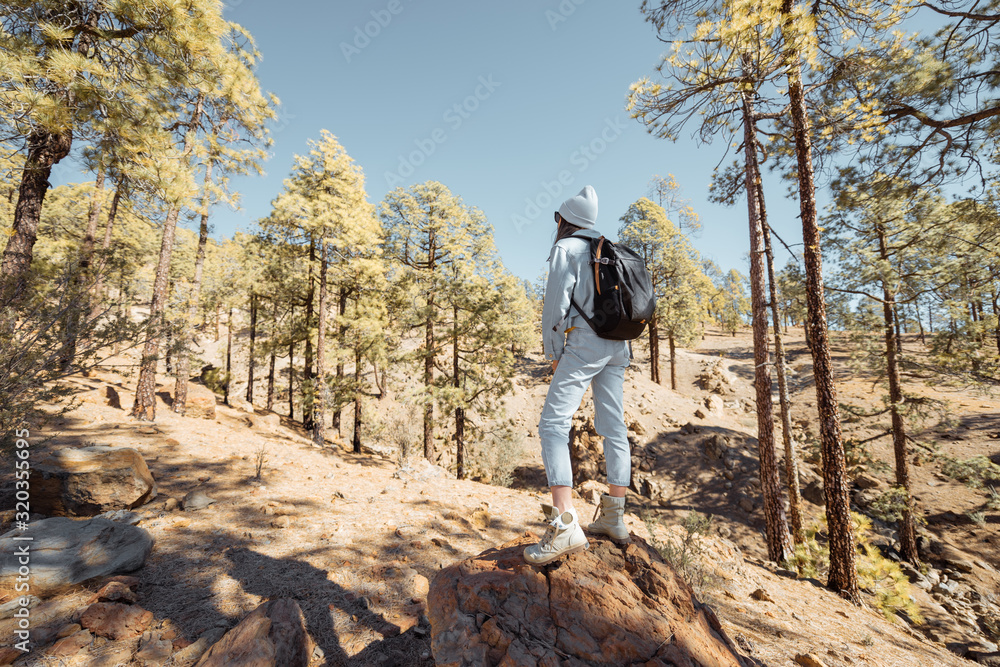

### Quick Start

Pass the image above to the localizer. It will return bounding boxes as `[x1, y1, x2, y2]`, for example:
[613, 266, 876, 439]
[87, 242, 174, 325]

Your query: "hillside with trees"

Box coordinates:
[1, 1, 999, 666]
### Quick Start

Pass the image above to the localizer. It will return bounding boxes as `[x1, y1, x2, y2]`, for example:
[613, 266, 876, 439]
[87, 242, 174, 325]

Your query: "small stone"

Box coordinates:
[87, 580, 137, 604]
[470, 509, 490, 531]
[47, 629, 92, 657]
[136, 630, 173, 666]
[750, 588, 774, 603]
[411, 573, 430, 602]
[182, 489, 216, 511]
[80, 602, 154, 640]
[794, 653, 828, 667]
[171, 627, 226, 664]
[0, 595, 39, 619]
[855, 473, 882, 490]
[56, 623, 81, 638]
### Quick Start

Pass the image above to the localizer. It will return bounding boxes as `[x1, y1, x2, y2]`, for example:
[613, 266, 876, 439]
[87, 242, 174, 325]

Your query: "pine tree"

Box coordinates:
[132, 19, 274, 421]
[381, 181, 502, 463]
[0, 0, 230, 302]
[827, 170, 956, 565]
[263, 131, 376, 444]
[619, 198, 711, 389]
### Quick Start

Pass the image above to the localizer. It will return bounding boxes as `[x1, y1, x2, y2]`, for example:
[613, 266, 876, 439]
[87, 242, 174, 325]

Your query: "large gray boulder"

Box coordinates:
[34, 446, 156, 516]
[0, 517, 153, 598]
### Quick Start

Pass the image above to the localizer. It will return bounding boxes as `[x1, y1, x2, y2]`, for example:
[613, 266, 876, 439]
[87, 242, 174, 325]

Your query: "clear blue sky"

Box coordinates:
[57, 0, 810, 282]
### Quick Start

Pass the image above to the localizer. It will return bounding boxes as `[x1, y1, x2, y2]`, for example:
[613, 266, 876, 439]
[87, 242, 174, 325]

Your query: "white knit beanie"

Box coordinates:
[558, 185, 598, 229]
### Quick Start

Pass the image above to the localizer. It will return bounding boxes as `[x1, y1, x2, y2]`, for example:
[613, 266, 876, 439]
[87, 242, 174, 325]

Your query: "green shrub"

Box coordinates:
[986, 487, 1000, 512]
[644, 511, 716, 591]
[472, 425, 524, 488]
[940, 455, 1000, 489]
[787, 513, 923, 624]
[866, 486, 920, 525]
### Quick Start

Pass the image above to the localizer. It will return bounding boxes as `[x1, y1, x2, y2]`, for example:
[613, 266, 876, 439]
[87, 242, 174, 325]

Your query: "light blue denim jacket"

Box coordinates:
[541, 228, 602, 361]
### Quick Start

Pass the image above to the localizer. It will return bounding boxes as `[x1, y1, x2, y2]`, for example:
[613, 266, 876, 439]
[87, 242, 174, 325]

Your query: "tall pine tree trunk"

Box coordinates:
[132, 97, 203, 421]
[267, 301, 278, 412]
[224, 307, 233, 406]
[303, 236, 316, 431]
[742, 90, 792, 563]
[353, 347, 363, 454]
[313, 242, 328, 446]
[992, 289, 1000, 356]
[669, 333, 677, 391]
[246, 292, 258, 405]
[782, 23, 858, 600]
[1, 130, 74, 303]
[173, 159, 214, 414]
[648, 318, 659, 384]
[60, 166, 106, 370]
[454, 303, 465, 479]
[877, 229, 919, 564]
[424, 285, 436, 461]
[757, 174, 804, 544]
[91, 179, 123, 321]
[333, 286, 347, 434]
[288, 305, 295, 420]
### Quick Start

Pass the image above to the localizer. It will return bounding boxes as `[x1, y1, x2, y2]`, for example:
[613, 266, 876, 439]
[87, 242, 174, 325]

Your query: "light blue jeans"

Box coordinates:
[538, 327, 631, 488]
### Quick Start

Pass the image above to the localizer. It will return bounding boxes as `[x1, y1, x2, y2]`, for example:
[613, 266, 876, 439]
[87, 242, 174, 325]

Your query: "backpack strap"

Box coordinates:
[570, 296, 598, 331]
[564, 232, 605, 332]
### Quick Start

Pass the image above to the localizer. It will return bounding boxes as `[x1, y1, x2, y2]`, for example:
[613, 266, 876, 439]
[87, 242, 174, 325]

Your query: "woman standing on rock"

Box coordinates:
[524, 185, 632, 566]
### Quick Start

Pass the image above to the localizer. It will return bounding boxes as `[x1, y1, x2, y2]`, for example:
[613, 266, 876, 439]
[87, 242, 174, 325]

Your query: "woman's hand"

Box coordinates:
[552, 360, 559, 373]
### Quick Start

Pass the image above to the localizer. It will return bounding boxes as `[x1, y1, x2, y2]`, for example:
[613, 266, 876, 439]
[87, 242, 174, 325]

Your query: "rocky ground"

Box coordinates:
[0, 325, 997, 666]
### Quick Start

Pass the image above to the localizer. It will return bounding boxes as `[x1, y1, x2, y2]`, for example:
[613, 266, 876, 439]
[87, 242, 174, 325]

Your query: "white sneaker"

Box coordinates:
[523, 505, 589, 565]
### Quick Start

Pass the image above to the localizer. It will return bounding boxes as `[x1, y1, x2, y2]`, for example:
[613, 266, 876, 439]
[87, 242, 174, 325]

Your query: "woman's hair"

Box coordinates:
[552, 218, 583, 244]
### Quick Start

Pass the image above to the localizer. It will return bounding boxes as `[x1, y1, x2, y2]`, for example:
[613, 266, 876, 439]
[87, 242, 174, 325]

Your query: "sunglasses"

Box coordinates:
[554, 211, 561, 224]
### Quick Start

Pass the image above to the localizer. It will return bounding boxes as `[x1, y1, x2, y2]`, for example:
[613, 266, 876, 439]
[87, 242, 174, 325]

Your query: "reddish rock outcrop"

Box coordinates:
[182, 382, 218, 420]
[80, 602, 153, 640]
[429, 534, 748, 667]
[194, 598, 311, 667]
